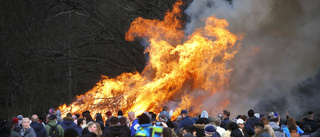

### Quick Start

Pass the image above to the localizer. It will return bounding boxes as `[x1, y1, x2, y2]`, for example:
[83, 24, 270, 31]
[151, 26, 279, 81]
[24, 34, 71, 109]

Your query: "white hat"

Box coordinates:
[237, 118, 245, 124]
[201, 110, 209, 119]
[254, 113, 260, 118]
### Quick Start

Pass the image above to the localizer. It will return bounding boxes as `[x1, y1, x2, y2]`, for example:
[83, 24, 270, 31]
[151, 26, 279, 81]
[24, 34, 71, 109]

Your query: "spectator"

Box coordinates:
[59, 113, 77, 130]
[205, 125, 219, 137]
[288, 124, 299, 137]
[160, 106, 171, 121]
[20, 117, 36, 137]
[101, 117, 130, 137]
[301, 111, 320, 132]
[237, 118, 248, 137]
[178, 110, 195, 131]
[212, 117, 226, 137]
[128, 111, 139, 136]
[11, 118, 21, 133]
[117, 110, 123, 118]
[45, 115, 64, 137]
[82, 122, 102, 137]
[221, 110, 231, 130]
[75, 118, 84, 137]
[119, 117, 131, 137]
[269, 117, 286, 137]
[287, 117, 304, 135]
[300, 125, 312, 137]
[246, 109, 260, 137]
[260, 117, 275, 137]
[253, 123, 271, 137]
[104, 111, 112, 127]
[230, 122, 243, 137]
[135, 113, 163, 137]
[194, 110, 210, 137]
[8, 121, 19, 137]
[95, 113, 104, 132]
[30, 114, 47, 137]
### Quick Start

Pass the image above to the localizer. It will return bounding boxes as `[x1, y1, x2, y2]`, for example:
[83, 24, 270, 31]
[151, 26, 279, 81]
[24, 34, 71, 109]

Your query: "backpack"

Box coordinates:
[274, 128, 286, 137]
[49, 125, 61, 137]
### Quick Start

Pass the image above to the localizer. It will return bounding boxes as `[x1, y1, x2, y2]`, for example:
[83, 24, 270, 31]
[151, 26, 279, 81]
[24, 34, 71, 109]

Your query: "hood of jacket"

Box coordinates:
[30, 122, 43, 131]
[108, 126, 123, 135]
[269, 122, 280, 130]
[47, 120, 57, 126]
[194, 124, 206, 129]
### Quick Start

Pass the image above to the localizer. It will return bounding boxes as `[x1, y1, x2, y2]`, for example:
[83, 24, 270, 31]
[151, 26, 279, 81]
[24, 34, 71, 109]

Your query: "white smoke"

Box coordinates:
[185, 0, 320, 119]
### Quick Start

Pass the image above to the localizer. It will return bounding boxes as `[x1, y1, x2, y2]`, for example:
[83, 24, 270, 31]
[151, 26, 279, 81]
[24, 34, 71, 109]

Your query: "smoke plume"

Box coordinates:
[185, 0, 320, 119]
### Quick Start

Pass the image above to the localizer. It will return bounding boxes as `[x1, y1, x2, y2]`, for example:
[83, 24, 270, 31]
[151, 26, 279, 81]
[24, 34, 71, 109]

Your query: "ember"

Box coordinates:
[59, 0, 241, 119]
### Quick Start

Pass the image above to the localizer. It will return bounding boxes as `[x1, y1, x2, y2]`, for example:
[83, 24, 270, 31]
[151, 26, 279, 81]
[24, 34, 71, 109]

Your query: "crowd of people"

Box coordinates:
[0, 107, 319, 137]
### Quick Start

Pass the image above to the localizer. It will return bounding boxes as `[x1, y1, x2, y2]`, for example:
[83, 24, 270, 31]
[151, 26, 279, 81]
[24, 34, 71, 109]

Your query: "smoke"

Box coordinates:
[185, 0, 320, 119]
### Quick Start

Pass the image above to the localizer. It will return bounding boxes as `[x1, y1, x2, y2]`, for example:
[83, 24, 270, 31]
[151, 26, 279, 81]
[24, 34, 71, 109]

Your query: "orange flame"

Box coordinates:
[58, 0, 241, 118]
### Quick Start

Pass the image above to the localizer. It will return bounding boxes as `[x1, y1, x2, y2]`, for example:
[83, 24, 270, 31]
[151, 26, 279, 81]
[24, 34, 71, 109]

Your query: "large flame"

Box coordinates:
[58, 0, 240, 118]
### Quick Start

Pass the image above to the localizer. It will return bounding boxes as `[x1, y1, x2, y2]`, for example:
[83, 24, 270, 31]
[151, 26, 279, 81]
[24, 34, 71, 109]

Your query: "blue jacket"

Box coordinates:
[178, 116, 195, 130]
[246, 117, 260, 128]
[130, 119, 139, 137]
[281, 125, 304, 137]
[75, 126, 83, 137]
[221, 117, 230, 130]
[30, 122, 47, 137]
[59, 120, 77, 130]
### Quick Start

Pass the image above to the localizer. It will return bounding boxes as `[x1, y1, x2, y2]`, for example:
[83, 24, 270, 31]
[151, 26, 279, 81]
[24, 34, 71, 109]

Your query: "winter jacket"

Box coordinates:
[269, 122, 286, 137]
[194, 124, 205, 137]
[301, 119, 320, 132]
[221, 118, 230, 130]
[244, 123, 255, 137]
[44, 120, 64, 137]
[20, 128, 37, 137]
[59, 117, 77, 130]
[10, 130, 19, 137]
[223, 130, 231, 137]
[216, 126, 226, 137]
[130, 119, 139, 136]
[81, 128, 97, 137]
[135, 124, 163, 137]
[13, 124, 22, 133]
[30, 122, 47, 137]
[178, 116, 195, 130]
[247, 117, 260, 129]
[231, 128, 244, 137]
[101, 125, 130, 137]
[300, 132, 311, 137]
[75, 126, 83, 137]
[310, 128, 320, 137]
[253, 129, 272, 137]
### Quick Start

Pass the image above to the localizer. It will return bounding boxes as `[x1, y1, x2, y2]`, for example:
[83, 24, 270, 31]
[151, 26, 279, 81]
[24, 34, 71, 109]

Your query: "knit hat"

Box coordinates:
[118, 110, 123, 116]
[181, 110, 188, 114]
[106, 111, 112, 116]
[12, 118, 19, 124]
[201, 110, 209, 119]
[17, 115, 23, 120]
[205, 125, 217, 134]
[48, 108, 55, 115]
[49, 115, 57, 120]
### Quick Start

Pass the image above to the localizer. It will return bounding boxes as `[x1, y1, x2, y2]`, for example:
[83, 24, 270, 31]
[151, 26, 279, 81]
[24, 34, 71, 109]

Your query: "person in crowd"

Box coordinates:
[11, 117, 21, 133]
[269, 117, 286, 137]
[260, 117, 275, 137]
[74, 114, 80, 125]
[160, 106, 171, 121]
[75, 118, 84, 137]
[253, 123, 271, 137]
[94, 113, 104, 132]
[20, 117, 36, 137]
[119, 117, 131, 137]
[288, 124, 299, 137]
[211, 116, 226, 137]
[82, 122, 102, 137]
[30, 114, 47, 137]
[237, 118, 248, 137]
[300, 125, 312, 137]
[182, 126, 196, 137]
[309, 128, 320, 137]
[287, 117, 304, 135]
[205, 125, 219, 137]
[162, 127, 178, 137]
[178, 110, 195, 131]
[102, 117, 130, 137]
[230, 122, 243, 137]
[128, 111, 139, 136]
[84, 113, 94, 124]
[117, 110, 123, 118]
[222, 122, 233, 137]
[246, 110, 260, 137]
[55, 110, 63, 124]
[60, 113, 77, 130]
[221, 110, 231, 130]
[174, 116, 182, 134]
[17, 115, 23, 126]
[104, 111, 112, 127]
[135, 113, 163, 137]
[45, 115, 64, 137]
[301, 111, 319, 132]
[194, 110, 210, 137]
[240, 115, 254, 137]
[8, 121, 19, 137]
[64, 128, 79, 137]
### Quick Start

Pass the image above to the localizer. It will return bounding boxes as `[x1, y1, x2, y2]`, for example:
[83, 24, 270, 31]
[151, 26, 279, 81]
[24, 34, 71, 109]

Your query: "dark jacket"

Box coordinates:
[82, 128, 97, 137]
[178, 116, 195, 130]
[221, 118, 230, 130]
[13, 124, 22, 133]
[231, 128, 244, 137]
[30, 122, 47, 137]
[20, 128, 37, 137]
[102, 126, 130, 137]
[59, 117, 77, 130]
[246, 117, 260, 128]
[301, 119, 320, 132]
[75, 126, 83, 137]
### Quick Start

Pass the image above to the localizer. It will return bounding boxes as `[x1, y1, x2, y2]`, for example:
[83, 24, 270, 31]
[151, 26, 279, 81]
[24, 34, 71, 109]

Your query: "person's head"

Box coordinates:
[254, 123, 264, 133]
[237, 118, 245, 129]
[95, 113, 103, 121]
[212, 117, 221, 126]
[64, 128, 79, 137]
[304, 125, 312, 132]
[162, 127, 172, 137]
[105, 111, 112, 118]
[240, 115, 247, 122]
[12, 118, 19, 124]
[287, 117, 296, 126]
[181, 110, 188, 118]
[117, 110, 123, 117]
[259, 117, 269, 125]
[66, 113, 72, 117]
[84, 113, 93, 121]
[307, 111, 314, 120]
[270, 116, 279, 124]
[138, 113, 150, 125]
[183, 126, 196, 136]
[159, 114, 168, 123]
[201, 110, 209, 119]
[162, 106, 168, 111]
[230, 122, 239, 131]
[77, 118, 84, 127]
[248, 109, 254, 117]
[21, 118, 31, 129]
[109, 116, 119, 126]
[49, 115, 57, 121]
[119, 117, 127, 125]
[128, 111, 135, 121]
[87, 122, 98, 133]
[205, 125, 217, 137]
[288, 124, 297, 133]
[223, 110, 230, 119]
[31, 114, 39, 123]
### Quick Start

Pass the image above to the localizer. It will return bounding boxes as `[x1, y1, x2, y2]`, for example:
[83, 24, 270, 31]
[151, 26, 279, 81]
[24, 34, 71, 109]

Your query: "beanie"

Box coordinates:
[201, 110, 209, 119]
